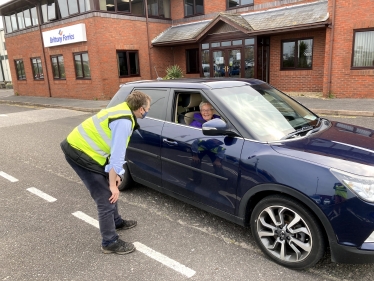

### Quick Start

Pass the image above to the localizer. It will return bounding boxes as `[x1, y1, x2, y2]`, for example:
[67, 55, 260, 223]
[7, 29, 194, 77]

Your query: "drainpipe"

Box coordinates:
[30, 0, 52, 97]
[144, 0, 153, 80]
[327, 0, 336, 97]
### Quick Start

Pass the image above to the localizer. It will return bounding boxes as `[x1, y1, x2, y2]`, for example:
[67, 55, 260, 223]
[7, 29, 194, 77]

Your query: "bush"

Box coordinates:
[164, 65, 184, 79]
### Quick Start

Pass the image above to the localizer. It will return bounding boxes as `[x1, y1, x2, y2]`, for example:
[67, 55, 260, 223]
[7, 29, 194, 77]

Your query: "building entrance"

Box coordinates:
[212, 49, 241, 78]
[201, 38, 258, 80]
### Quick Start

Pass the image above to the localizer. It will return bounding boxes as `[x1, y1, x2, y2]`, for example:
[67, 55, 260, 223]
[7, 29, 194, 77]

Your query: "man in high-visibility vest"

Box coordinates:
[61, 90, 151, 255]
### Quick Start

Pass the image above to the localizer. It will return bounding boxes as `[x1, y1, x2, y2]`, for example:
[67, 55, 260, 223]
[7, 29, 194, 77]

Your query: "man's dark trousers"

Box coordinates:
[65, 156, 122, 246]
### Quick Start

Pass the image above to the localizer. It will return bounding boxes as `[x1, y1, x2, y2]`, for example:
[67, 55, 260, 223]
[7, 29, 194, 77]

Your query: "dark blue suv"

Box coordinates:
[107, 78, 374, 269]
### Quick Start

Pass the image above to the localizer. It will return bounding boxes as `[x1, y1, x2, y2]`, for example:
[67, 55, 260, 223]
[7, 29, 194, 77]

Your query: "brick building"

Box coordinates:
[0, 0, 373, 99]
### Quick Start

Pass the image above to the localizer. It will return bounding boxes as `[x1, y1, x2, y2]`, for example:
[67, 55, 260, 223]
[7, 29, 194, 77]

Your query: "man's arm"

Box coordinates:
[105, 118, 132, 203]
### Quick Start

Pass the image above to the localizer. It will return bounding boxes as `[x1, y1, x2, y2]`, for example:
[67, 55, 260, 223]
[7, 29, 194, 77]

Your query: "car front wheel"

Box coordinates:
[250, 195, 325, 269]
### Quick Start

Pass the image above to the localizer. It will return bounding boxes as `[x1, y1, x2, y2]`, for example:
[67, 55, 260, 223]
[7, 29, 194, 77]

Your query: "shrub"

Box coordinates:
[164, 65, 184, 79]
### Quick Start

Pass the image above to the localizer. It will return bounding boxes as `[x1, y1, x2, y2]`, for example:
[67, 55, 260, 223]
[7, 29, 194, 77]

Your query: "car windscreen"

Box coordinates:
[212, 84, 319, 142]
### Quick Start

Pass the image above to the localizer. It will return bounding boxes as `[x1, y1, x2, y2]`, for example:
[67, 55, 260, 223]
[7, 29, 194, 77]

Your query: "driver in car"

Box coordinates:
[189, 101, 221, 128]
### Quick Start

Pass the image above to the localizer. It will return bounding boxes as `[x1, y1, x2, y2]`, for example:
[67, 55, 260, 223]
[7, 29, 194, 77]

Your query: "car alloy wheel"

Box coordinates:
[250, 195, 325, 269]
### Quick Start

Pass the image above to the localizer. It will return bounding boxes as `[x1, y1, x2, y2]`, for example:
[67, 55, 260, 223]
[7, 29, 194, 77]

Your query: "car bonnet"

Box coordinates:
[270, 121, 374, 176]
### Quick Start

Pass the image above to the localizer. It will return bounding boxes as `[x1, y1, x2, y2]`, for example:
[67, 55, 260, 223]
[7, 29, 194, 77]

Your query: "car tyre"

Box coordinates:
[250, 194, 325, 270]
[118, 162, 133, 191]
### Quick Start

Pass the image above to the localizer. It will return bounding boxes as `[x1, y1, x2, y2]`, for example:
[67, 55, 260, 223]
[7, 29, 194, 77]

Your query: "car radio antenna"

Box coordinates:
[154, 66, 163, 80]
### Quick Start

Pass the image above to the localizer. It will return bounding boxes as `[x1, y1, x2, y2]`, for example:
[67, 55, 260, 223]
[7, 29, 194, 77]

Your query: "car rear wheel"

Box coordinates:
[118, 162, 133, 191]
[250, 195, 325, 269]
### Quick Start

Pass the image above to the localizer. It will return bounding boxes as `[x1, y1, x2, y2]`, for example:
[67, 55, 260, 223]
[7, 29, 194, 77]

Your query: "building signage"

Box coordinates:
[42, 23, 87, 47]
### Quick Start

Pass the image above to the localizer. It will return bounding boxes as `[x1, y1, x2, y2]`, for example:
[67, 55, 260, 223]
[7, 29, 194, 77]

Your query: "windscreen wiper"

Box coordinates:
[281, 126, 314, 140]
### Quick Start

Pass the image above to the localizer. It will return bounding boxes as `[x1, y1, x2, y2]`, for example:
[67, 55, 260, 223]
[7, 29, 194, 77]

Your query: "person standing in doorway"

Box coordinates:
[61, 90, 151, 255]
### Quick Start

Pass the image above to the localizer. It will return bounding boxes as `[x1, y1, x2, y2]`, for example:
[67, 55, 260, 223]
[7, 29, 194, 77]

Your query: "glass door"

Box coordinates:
[227, 49, 241, 78]
[212, 50, 225, 77]
[211, 49, 242, 77]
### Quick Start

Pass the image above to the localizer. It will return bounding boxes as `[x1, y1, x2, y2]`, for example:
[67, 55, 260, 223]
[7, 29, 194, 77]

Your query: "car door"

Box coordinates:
[126, 88, 169, 188]
[160, 89, 244, 214]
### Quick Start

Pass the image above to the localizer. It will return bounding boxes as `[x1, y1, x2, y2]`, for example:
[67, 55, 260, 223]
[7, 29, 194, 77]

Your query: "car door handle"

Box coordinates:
[163, 138, 178, 146]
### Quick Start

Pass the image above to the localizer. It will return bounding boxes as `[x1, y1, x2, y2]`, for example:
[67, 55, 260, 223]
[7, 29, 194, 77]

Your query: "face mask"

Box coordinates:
[141, 108, 148, 119]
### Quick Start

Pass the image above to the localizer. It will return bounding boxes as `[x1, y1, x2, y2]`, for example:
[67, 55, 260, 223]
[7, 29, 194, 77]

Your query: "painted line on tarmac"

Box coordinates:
[0, 171, 18, 182]
[0, 114, 8, 117]
[26, 187, 57, 202]
[72, 211, 196, 278]
[133, 242, 196, 278]
[72, 211, 99, 228]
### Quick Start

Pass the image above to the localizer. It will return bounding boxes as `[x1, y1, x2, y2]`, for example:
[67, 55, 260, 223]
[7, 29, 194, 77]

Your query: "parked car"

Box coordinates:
[107, 78, 374, 269]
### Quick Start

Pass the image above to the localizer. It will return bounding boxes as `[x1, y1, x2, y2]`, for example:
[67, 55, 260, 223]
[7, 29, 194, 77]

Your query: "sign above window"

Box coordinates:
[42, 23, 87, 48]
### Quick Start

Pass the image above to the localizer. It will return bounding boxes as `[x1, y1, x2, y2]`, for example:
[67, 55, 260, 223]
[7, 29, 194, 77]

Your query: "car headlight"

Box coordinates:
[330, 168, 374, 203]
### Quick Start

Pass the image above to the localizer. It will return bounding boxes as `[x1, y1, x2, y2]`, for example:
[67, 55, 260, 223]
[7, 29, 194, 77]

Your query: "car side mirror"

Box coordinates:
[202, 119, 238, 137]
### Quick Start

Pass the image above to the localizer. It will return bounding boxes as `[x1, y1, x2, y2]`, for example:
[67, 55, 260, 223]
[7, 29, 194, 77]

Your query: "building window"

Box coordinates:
[4, 16, 12, 33]
[41, 0, 57, 23]
[17, 12, 25, 29]
[186, 49, 199, 74]
[117, 51, 140, 77]
[227, 0, 253, 9]
[147, 0, 170, 18]
[74, 52, 91, 79]
[15, 60, 26, 80]
[51, 55, 66, 79]
[184, 0, 204, 17]
[100, 0, 144, 16]
[281, 38, 313, 69]
[31, 58, 44, 80]
[352, 29, 374, 68]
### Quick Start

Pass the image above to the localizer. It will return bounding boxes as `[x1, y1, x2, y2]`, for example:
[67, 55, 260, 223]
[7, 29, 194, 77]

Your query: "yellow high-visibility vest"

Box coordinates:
[67, 102, 135, 165]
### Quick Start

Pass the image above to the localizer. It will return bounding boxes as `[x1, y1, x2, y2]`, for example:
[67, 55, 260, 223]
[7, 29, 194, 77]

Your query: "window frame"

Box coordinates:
[74, 52, 91, 79]
[351, 28, 374, 69]
[51, 54, 66, 79]
[117, 50, 140, 78]
[186, 48, 200, 74]
[226, 0, 254, 10]
[147, 0, 171, 19]
[14, 59, 26, 80]
[281, 38, 314, 70]
[31, 57, 44, 80]
[184, 0, 204, 17]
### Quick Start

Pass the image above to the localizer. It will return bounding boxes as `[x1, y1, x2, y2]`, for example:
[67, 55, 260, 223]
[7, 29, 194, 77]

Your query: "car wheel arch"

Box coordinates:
[238, 184, 336, 247]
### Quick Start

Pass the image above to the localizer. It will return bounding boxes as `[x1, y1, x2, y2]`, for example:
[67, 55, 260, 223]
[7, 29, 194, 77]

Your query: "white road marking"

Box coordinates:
[72, 211, 196, 278]
[134, 242, 196, 278]
[72, 211, 99, 228]
[0, 171, 18, 182]
[26, 187, 57, 202]
[0, 114, 8, 117]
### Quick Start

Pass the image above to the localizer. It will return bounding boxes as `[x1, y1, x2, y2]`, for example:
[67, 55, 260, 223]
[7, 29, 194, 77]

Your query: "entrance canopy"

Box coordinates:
[152, 0, 330, 46]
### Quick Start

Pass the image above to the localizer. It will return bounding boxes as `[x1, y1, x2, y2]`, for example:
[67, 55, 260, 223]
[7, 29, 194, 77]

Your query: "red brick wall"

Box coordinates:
[323, 0, 374, 98]
[7, 16, 173, 100]
[269, 29, 326, 93]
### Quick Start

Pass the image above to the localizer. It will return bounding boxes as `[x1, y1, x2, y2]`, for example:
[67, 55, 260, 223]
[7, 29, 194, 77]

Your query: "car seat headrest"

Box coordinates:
[179, 93, 202, 108]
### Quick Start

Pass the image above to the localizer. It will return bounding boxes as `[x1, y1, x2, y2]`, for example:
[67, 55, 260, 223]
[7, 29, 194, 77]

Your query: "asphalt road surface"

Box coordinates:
[1, 104, 373, 281]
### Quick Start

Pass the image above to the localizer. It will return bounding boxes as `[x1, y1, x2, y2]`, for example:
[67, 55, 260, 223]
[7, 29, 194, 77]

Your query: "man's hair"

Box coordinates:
[125, 90, 151, 110]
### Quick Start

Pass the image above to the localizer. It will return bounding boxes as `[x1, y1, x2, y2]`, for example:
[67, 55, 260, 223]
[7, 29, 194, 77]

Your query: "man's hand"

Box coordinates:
[108, 169, 121, 203]
[109, 183, 120, 204]
[192, 155, 201, 164]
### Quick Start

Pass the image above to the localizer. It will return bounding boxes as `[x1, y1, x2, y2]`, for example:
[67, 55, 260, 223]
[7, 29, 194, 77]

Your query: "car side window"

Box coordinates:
[173, 91, 223, 127]
[133, 88, 169, 121]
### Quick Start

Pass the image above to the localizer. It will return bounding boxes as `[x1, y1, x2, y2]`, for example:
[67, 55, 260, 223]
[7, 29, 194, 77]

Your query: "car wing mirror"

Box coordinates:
[202, 119, 239, 137]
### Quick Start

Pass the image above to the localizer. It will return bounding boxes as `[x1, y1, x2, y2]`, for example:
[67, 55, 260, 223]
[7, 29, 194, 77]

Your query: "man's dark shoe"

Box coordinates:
[116, 219, 137, 230]
[101, 239, 135, 255]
